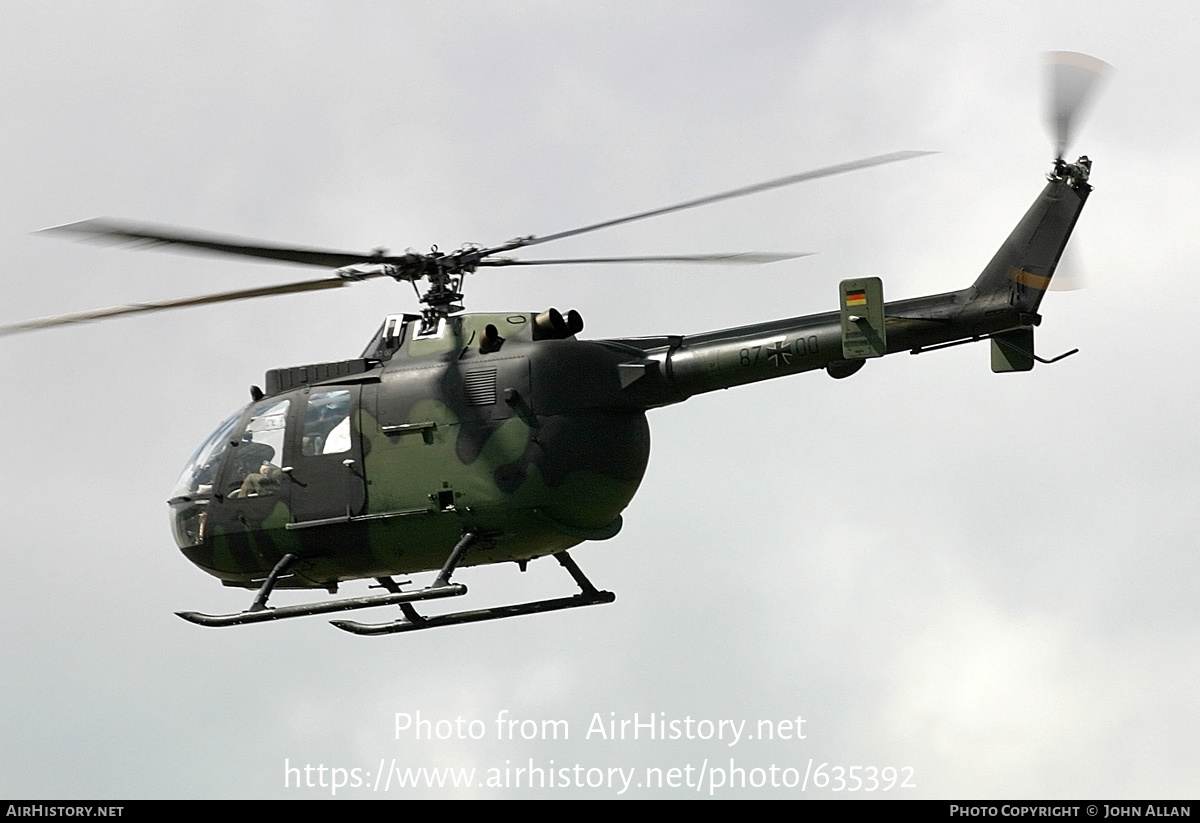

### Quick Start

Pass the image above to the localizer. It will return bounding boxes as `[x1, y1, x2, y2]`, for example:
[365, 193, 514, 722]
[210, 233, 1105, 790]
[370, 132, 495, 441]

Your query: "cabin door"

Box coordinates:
[285, 386, 367, 525]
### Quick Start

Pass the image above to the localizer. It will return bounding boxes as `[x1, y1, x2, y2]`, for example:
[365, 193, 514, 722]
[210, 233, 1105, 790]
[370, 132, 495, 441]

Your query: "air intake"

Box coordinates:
[464, 368, 498, 406]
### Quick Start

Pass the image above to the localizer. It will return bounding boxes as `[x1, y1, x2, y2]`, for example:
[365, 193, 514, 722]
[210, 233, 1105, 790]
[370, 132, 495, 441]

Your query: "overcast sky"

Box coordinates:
[1, 1, 1197, 799]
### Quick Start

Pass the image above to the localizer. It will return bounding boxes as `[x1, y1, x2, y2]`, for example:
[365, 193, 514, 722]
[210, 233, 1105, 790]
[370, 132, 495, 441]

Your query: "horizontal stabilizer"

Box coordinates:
[840, 277, 887, 359]
[991, 327, 1036, 372]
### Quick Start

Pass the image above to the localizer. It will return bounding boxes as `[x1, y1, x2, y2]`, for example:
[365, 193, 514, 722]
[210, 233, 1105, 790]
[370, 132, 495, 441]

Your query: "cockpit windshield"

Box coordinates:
[170, 406, 245, 500]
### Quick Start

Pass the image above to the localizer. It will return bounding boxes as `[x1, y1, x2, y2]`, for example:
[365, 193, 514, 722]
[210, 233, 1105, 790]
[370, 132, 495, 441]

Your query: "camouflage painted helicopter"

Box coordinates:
[2, 53, 1107, 635]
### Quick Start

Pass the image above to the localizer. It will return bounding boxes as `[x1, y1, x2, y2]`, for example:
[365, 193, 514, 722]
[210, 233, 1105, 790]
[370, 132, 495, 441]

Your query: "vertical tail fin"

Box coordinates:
[971, 158, 1092, 315]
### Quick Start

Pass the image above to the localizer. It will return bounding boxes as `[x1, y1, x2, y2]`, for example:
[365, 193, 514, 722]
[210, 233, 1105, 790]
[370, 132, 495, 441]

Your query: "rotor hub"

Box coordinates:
[1049, 155, 1092, 191]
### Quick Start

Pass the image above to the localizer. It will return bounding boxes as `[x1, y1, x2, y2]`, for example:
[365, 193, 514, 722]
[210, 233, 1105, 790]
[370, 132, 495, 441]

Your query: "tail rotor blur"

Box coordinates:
[1045, 51, 1111, 161]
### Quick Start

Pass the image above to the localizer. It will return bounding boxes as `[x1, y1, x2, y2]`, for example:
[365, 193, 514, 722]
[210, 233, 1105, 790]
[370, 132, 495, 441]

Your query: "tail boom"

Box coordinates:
[607, 159, 1092, 407]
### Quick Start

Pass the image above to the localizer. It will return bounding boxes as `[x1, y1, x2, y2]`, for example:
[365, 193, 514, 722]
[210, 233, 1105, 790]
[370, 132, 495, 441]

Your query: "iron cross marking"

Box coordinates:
[766, 339, 791, 367]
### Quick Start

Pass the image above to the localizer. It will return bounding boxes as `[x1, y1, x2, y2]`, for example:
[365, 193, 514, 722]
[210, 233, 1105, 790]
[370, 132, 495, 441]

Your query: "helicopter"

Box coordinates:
[2, 52, 1108, 636]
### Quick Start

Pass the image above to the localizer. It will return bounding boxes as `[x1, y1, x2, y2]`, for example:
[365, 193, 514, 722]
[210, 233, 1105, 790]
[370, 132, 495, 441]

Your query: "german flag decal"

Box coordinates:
[845, 289, 867, 306]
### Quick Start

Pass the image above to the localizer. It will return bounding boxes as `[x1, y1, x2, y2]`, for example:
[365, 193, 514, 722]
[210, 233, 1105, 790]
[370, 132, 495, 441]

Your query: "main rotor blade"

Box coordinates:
[1045, 51, 1110, 160]
[0, 275, 358, 336]
[40, 218, 410, 269]
[505, 151, 933, 253]
[477, 252, 812, 266]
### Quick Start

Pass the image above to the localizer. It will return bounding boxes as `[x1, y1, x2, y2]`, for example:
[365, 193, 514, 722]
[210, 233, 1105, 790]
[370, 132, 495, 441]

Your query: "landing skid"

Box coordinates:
[331, 551, 614, 635]
[174, 582, 467, 627]
[174, 533, 614, 633]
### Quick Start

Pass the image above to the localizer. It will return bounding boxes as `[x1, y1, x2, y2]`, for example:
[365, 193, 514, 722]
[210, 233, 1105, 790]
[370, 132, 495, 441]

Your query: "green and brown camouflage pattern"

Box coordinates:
[169, 162, 1091, 590]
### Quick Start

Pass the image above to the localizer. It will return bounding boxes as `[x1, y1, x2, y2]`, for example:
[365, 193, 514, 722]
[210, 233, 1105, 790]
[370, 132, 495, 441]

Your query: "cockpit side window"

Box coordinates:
[227, 399, 290, 498]
[302, 390, 352, 456]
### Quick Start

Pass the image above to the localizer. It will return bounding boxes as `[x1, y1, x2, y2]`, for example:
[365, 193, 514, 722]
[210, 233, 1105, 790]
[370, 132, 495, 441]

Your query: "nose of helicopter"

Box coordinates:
[168, 406, 244, 550]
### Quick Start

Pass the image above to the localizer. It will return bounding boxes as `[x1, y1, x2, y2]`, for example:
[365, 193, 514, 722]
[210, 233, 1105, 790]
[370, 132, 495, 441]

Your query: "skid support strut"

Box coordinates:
[330, 549, 614, 636]
[249, 552, 297, 612]
[174, 533, 479, 628]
